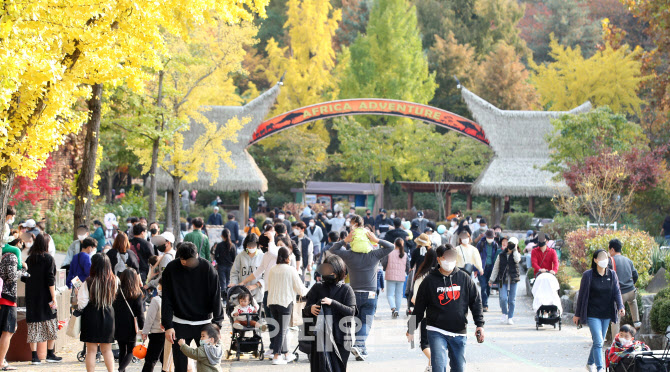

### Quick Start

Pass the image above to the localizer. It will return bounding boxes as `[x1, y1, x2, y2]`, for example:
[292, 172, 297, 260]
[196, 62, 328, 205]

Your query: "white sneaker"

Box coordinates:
[284, 353, 296, 363]
[507, 318, 514, 325]
[586, 364, 595, 372]
[424, 366, 432, 372]
[264, 349, 274, 357]
[272, 357, 287, 365]
[634, 322, 642, 329]
[500, 314, 508, 323]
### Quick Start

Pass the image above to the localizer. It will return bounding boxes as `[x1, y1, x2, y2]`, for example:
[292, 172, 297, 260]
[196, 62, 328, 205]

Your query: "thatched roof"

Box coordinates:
[153, 83, 281, 192]
[460, 87, 592, 198]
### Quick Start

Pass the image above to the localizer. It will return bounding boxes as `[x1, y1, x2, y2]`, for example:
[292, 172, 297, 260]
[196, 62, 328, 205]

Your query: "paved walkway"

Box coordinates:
[16, 256, 594, 371]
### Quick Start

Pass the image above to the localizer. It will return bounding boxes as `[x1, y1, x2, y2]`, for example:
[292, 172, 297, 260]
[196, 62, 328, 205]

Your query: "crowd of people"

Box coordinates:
[0, 204, 657, 372]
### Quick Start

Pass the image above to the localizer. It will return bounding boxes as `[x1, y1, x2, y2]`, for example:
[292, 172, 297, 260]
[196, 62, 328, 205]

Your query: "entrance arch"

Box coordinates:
[248, 98, 489, 146]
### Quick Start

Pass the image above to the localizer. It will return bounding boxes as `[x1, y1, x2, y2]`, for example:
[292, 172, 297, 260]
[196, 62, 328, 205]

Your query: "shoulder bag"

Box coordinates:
[120, 289, 140, 334]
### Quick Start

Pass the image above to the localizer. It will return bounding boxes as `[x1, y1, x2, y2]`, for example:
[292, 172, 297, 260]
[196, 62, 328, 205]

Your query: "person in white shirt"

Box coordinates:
[266, 247, 308, 365]
[455, 230, 483, 277]
[2, 207, 16, 243]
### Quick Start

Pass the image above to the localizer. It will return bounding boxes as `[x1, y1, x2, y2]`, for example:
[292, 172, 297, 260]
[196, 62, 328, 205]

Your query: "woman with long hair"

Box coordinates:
[574, 249, 625, 372]
[213, 228, 236, 300]
[78, 253, 118, 372]
[24, 233, 61, 364]
[412, 248, 438, 372]
[113, 268, 145, 372]
[106, 232, 140, 276]
[382, 238, 409, 318]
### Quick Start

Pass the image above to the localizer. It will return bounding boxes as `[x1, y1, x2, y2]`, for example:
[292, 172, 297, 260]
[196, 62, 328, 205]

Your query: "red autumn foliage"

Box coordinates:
[10, 158, 60, 206]
[563, 146, 668, 194]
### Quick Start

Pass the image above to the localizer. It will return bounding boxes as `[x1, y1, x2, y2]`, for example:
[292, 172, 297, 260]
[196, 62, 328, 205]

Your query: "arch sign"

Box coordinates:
[248, 98, 489, 146]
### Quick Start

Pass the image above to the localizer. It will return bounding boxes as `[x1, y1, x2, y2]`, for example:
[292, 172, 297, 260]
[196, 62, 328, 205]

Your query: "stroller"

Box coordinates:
[76, 342, 140, 364]
[224, 285, 265, 361]
[609, 331, 670, 371]
[531, 272, 562, 331]
[290, 323, 312, 362]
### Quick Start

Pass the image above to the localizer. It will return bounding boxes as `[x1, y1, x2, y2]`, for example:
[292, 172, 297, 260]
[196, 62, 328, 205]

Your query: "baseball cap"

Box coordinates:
[151, 231, 175, 246]
[509, 237, 519, 246]
[20, 219, 36, 228]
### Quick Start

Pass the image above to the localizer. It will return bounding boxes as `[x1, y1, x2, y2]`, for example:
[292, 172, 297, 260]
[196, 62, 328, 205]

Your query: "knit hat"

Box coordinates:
[414, 233, 431, 247]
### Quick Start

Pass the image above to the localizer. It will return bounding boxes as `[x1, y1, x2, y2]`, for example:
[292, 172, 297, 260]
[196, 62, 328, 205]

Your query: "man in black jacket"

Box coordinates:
[384, 218, 409, 249]
[223, 214, 241, 247]
[129, 224, 154, 282]
[162, 242, 223, 372]
[407, 244, 484, 372]
[363, 209, 375, 228]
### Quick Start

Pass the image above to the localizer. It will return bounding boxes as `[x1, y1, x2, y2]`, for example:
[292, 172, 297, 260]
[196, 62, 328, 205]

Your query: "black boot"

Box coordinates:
[46, 349, 62, 363]
[30, 351, 40, 365]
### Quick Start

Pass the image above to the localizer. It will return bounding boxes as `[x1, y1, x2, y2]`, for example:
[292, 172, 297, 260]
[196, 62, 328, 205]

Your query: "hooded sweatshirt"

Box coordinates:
[408, 267, 484, 336]
[179, 340, 223, 372]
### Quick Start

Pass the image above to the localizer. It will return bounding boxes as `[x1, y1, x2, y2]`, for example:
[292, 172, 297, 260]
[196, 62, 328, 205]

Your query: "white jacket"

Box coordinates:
[230, 250, 265, 302]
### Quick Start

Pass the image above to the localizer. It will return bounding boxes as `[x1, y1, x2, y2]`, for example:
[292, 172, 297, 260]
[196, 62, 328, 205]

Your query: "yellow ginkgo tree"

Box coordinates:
[0, 0, 269, 243]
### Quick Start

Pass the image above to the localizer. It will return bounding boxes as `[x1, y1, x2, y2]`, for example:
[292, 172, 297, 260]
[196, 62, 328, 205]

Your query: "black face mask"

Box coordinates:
[366, 213, 370, 216]
[322, 274, 338, 285]
[150, 228, 158, 235]
[539, 241, 546, 247]
[156, 244, 167, 253]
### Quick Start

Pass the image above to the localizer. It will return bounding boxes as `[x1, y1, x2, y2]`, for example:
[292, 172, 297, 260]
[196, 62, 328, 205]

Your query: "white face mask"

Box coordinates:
[486, 238, 494, 244]
[345, 220, 350, 227]
[476, 218, 481, 223]
[327, 213, 332, 218]
[450, 221, 456, 227]
[309, 222, 315, 227]
[247, 247, 257, 254]
[440, 259, 456, 272]
[24, 242, 33, 248]
[597, 259, 609, 268]
[620, 337, 632, 347]
[461, 238, 470, 245]
[278, 214, 285, 220]
[6, 218, 14, 225]
[390, 214, 395, 219]
[293, 229, 300, 236]
[78, 234, 87, 241]
[127, 223, 132, 228]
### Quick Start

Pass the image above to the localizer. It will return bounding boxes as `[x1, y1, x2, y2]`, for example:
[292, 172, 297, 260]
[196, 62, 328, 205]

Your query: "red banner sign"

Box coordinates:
[249, 99, 489, 146]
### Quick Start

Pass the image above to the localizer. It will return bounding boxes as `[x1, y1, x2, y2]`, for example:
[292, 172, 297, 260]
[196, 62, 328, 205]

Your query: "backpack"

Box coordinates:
[115, 252, 128, 275]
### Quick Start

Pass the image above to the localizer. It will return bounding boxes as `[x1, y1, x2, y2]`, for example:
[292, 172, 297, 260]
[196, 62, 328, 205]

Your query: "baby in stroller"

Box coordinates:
[232, 293, 260, 330]
[606, 324, 650, 369]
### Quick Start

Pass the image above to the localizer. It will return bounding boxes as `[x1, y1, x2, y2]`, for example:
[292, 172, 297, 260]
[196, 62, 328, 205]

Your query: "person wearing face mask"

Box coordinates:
[277, 211, 292, 234]
[375, 209, 392, 236]
[574, 249, 625, 372]
[412, 211, 429, 234]
[531, 232, 559, 277]
[327, 211, 346, 233]
[61, 225, 90, 271]
[475, 229, 500, 312]
[384, 218, 409, 250]
[469, 216, 480, 238]
[2, 207, 16, 243]
[66, 237, 97, 289]
[90, 220, 106, 252]
[206, 206, 223, 226]
[448, 218, 459, 235]
[162, 242, 224, 372]
[303, 255, 356, 372]
[407, 244, 485, 372]
[363, 209, 375, 228]
[450, 220, 470, 248]
[605, 324, 649, 369]
[455, 230, 483, 278]
[489, 237, 520, 325]
[292, 222, 313, 283]
[244, 218, 261, 237]
[229, 234, 264, 305]
[146, 232, 176, 292]
[306, 218, 323, 263]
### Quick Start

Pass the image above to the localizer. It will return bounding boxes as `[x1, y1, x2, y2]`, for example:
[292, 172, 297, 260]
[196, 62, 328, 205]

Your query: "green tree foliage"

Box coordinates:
[544, 106, 647, 174]
[519, 0, 600, 63]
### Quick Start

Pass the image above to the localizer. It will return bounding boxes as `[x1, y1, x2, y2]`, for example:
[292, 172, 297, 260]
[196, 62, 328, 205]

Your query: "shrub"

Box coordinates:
[556, 268, 573, 295]
[541, 215, 588, 241]
[565, 228, 655, 288]
[355, 207, 368, 216]
[650, 297, 670, 333]
[527, 267, 534, 278]
[50, 233, 72, 252]
[504, 212, 534, 231]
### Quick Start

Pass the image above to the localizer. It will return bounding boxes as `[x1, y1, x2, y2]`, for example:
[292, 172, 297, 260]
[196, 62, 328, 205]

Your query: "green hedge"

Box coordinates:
[504, 212, 534, 231]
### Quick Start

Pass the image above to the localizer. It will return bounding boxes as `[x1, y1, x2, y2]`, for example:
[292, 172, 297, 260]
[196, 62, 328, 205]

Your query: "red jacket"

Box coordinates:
[531, 247, 559, 276]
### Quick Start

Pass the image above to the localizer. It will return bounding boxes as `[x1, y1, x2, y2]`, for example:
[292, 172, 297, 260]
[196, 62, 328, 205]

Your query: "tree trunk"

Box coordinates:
[0, 168, 15, 245]
[105, 170, 114, 204]
[172, 176, 182, 244]
[148, 71, 165, 224]
[73, 83, 103, 237]
[166, 190, 173, 231]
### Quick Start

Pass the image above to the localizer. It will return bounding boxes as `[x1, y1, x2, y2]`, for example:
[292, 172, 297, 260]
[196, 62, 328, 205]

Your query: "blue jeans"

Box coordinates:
[217, 265, 231, 300]
[386, 280, 404, 311]
[427, 330, 466, 372]
[587, 317, 610, 369]
[499, 282, 518, 318]
[478, 266, 493, 307]
[354, 292, 377, 352]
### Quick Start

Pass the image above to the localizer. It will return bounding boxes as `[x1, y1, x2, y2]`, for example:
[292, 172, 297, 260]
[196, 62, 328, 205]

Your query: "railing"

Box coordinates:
[586, 221, 617, 231]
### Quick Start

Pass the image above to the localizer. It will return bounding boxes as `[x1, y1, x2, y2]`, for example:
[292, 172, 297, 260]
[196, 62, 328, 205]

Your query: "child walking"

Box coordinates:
[178, 324, 223, 372]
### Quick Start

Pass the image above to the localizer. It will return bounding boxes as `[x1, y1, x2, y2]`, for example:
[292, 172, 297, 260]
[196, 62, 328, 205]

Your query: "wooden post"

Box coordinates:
[466, 192, 472, 210]
[166, 190, 173, 230]
[445, 191, 452, 219]
[504, 196, 510, 214]
[491, 196, 504, 226]
[407, 191, 414, 210]
[239, 192, 248, 223]
[529, 196, 535, 214]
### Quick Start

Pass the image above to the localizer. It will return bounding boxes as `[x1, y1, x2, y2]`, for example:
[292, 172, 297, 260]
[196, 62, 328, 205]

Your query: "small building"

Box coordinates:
[291, 181, 382, 212]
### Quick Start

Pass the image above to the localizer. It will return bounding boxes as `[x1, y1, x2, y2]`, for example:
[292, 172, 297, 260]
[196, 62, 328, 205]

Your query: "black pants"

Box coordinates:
[269, 303, 293, 355]
[117, 340, 135, 372]
[141, 333, 164, 372]
[263, 291, 272, 321]
[172, 323, 202, 372]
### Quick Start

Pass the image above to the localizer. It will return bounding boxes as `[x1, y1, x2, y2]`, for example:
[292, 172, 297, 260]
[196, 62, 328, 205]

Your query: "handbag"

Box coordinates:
[291, 296, 306, 327]
[459, 246, 476, 276]
[120, 289, 139, 334]
[66, 312, 81, 338]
